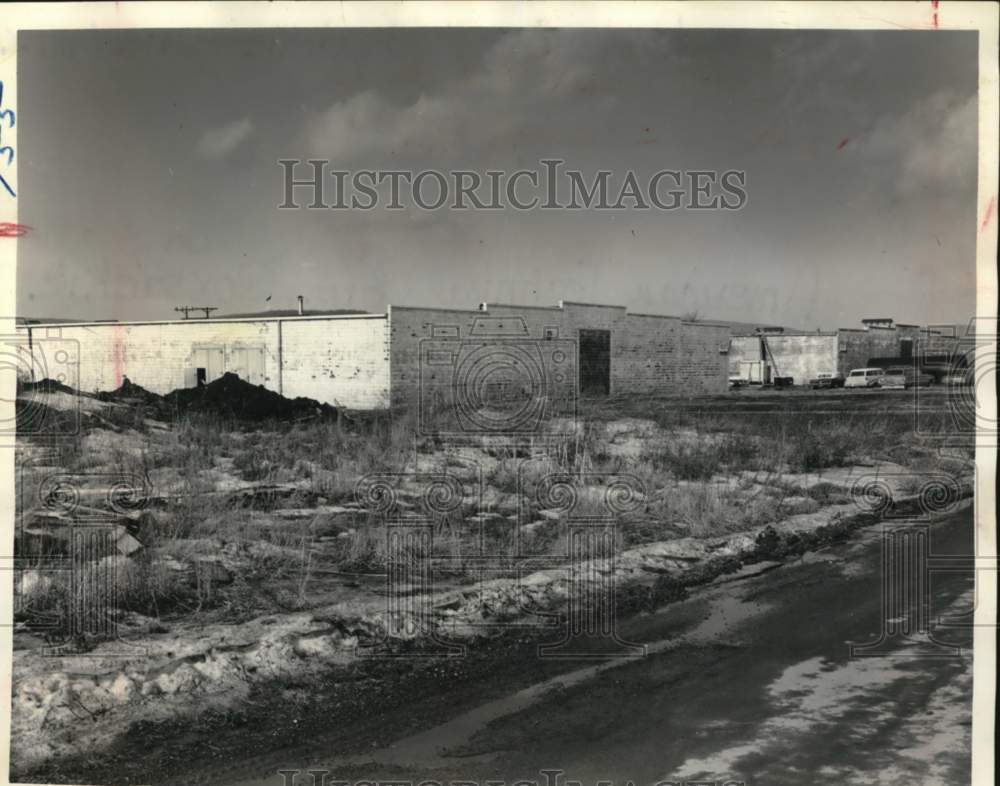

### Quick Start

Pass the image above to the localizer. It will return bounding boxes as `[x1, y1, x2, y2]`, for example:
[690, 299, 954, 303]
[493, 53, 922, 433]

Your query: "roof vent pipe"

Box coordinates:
[297, 295, 304, 315]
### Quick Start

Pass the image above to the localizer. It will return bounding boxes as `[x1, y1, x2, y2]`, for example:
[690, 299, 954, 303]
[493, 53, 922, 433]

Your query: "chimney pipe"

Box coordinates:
[297, 295, 304, 315]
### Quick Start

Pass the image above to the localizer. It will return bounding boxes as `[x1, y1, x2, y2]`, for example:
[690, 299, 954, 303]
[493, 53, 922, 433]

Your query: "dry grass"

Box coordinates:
[15, 385, 972, 641]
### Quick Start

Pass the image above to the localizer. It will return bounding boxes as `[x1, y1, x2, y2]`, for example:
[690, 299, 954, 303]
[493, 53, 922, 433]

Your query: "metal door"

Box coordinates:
[578, 329, 611, 396]
[230, 347, 266, 385]
[190, 347, 225, 385]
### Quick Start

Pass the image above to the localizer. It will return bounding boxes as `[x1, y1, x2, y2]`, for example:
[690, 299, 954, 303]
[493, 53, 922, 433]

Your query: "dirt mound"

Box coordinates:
[96, 377, 161, 406]
[163, 372, 337, 422]
[95, 374, 336, 422]
[19, 378, 78, 395]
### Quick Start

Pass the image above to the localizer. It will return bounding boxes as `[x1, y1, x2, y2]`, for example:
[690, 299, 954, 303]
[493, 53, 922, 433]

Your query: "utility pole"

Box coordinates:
[174, 306, 218, 320]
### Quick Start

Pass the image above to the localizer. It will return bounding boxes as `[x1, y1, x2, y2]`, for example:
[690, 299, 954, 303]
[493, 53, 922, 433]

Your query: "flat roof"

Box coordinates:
[19, 313, 387, 329]
[557, 299, 628, 310]
[682, 320, 732, 329]
[731, 331, 838, 338]
[480, 302, 564, 312]
[21, 299, 925, 337]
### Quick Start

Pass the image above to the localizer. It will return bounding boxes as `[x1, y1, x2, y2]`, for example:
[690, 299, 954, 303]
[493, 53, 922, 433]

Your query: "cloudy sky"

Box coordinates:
[16, 27, 978, 328]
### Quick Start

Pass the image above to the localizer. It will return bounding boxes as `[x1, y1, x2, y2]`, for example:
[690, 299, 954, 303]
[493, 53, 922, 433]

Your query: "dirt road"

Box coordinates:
[224, 508, 974, 786]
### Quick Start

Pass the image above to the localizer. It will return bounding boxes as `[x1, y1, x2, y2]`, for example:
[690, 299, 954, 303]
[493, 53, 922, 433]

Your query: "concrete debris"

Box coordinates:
[114, 529, 143, 556]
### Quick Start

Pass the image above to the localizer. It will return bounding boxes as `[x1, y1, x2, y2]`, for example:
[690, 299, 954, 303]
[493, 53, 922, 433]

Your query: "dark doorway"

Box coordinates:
[900, 338, 913, 359]
[579, 329, 611, 395]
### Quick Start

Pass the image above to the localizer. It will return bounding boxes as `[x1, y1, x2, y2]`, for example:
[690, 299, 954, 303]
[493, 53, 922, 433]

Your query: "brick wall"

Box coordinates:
[836, 327, 908, 376]
[387, 303, 601, 409]
[389, 305, 494, 409]
[619, 313, 682, 392]
[20, 320, 280, 395]
[281, 317, 389, 408]
[678, 322, 730, 393]
[388, 302, 729, 407]
[911, 326, 965, 356]
[29, 301, 864, 414]
[19, 315, 390, 409]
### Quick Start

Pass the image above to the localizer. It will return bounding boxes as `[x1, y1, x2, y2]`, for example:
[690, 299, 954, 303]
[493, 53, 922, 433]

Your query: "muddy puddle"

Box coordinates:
[228, 573, 777, 784]
[224, 510, 973, 786]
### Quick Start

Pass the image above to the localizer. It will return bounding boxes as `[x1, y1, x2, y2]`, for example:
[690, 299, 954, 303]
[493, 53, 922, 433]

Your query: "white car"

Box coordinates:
[845, 367, 885, 388]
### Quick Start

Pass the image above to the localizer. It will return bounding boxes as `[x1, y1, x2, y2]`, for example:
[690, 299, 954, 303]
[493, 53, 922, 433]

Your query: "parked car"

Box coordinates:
[881, 366, 935, 388]
[844, 367, 885, 388]
[809, 372, 845, 389]
[772, 376, 794, 388]
[943, 369, 974, 385]
[880, 367, 908, 389]
[729, 375, 747, 389]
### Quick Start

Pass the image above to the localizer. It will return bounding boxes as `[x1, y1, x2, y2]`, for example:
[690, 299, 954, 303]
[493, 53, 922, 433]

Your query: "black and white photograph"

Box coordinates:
[1, 3, 997, 786]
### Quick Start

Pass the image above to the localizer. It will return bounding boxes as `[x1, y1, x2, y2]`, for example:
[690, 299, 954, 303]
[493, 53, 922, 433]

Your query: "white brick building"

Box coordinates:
[17, 300, 736, 410]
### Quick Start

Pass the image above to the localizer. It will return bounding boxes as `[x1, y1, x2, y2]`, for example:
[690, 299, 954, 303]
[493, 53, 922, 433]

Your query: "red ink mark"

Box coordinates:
[0, 222, 30, 237]
[932, 0, 939, 29]
[836, 137, 850, 151]
[980, 197, 995, 234]
[113, 324, 125, 388]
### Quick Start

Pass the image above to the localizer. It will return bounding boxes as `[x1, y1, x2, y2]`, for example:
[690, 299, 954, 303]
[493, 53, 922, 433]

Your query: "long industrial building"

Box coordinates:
[16, 300, 731, 410]
[16, 303, 959, 410]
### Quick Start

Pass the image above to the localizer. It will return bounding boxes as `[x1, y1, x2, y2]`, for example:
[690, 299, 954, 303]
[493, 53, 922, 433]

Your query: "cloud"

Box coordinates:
[197, 118, 255, 159]
[897, 92, 977, 194]
[855, 91, 977, 197]
[303, 29, 668, 162]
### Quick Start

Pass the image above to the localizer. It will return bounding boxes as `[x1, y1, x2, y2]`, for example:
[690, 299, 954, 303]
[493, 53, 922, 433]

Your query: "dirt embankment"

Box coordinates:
[98, 373, 338, 422]
[9, 466, 973, 774]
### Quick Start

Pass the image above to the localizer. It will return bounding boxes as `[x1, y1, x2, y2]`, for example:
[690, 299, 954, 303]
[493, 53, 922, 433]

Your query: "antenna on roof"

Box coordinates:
[174, 306, 218, 320]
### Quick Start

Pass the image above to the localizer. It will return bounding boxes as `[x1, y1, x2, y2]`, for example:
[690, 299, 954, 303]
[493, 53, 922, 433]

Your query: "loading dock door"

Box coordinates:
[740, 360, 765, 384]
[230, 347, 266, 386]
[189, 347, 225, 386]
[578, 329, 611, 396]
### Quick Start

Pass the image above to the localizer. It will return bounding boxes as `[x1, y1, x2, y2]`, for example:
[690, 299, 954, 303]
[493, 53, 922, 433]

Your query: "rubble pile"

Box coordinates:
[164, 372, 337, 422]
[96, 377, 162, 407]
[98, 373, 338, 423]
